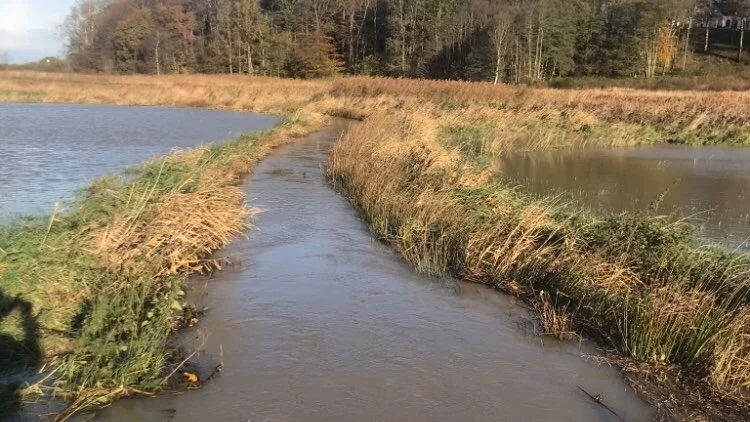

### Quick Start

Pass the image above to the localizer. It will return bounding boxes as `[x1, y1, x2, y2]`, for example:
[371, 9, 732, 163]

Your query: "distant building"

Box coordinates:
[706, 15, 746, 29]
[700, 1, 749, 29]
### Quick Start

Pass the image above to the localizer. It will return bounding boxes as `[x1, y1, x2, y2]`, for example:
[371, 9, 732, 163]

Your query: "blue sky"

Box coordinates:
[0, 0, 76, 63]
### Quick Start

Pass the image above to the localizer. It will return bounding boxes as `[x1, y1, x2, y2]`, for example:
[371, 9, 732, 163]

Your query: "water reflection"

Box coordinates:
[0, 103, 276, 219]
[497, 146, 750, 249]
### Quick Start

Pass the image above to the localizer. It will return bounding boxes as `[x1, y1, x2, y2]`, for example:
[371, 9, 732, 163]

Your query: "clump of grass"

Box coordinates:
[0, 121, 317, 417]
[437, 123, 495, 156]
[326, 110, 750, 419]
[533, 290, 577, 341]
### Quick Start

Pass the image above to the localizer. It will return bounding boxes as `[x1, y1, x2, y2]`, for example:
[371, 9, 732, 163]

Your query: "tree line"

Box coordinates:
[62, 0, 744, 82]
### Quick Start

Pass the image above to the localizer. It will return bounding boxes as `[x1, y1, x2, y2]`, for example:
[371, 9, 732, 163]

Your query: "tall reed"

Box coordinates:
[327, 110, 750, 418]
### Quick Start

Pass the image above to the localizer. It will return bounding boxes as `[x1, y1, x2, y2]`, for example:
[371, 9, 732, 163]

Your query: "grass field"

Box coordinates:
[0, 71, 748, 419]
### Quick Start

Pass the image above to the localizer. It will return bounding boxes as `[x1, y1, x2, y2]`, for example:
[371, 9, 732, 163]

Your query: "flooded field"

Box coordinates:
[0, 103, 276, 218]
[94, 124, 651, 422]
[497, 146, 750, 249]
[9, 106, 750, 420]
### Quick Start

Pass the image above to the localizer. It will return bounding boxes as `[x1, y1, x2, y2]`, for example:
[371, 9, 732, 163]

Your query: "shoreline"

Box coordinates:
[1, 71, 748, 419]
[326, 112, 750, 420]
[0, 112, 329, 418]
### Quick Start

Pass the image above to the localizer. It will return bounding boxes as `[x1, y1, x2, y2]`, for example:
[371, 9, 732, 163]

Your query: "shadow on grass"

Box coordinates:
[0, 290, 41, 417]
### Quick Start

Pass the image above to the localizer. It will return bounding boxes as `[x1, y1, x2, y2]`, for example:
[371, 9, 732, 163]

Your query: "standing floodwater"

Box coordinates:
[497, 146, 750, 249]
[95, 123, 651, 422]
[0, 103, 276, 218]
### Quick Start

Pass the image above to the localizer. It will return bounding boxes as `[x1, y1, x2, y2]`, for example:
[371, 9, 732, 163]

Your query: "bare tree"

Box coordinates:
[693, 0, 714, 53]
[338, 0, 366, 67]
[216, 1, 233, 73]
[62, 0, 111, 57]
[677, 0, 702, 69]
[488, 0, 515, 84]
[232, 0, 265, 75]
[0, 51, 9, 66]
[737, 0, 750, 62]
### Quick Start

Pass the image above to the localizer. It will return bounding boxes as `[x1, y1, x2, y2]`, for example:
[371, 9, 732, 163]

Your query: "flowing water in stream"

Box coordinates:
[94, 123, 652, 422]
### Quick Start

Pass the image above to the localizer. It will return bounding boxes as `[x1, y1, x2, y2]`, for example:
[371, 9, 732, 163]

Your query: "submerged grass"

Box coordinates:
[1, 71, 750, 418]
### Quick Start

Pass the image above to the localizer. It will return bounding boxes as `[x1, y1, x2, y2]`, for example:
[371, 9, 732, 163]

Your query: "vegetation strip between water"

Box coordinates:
[0, 114, 319, 418]
[326, 111, 750, 420]
[0, 72, 749, 420]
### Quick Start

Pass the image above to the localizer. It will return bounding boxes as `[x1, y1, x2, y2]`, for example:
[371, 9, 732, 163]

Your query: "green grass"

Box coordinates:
[0, 124, 297, 416]
[0, 89, 42, 103]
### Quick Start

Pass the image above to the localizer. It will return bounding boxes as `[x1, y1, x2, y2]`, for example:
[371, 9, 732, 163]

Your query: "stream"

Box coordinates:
[93, 123, 652, 422]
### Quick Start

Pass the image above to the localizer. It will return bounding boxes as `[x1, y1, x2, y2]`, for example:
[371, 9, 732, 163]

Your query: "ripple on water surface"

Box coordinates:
[0, 103, 276, 220]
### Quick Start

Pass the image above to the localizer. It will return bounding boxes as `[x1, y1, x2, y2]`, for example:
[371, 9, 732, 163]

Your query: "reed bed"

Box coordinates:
[3, 71, 750, 147]
[327, 111, 750, 419]
[333, 77, 750, 132]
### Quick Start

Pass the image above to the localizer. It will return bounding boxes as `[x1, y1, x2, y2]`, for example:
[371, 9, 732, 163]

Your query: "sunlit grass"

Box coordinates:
[0, 120, 319, 416]
[326, 110, 750, 416]
[1, 70, 749, 417]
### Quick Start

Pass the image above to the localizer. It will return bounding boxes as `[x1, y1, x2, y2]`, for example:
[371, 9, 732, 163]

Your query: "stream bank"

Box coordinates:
[95, 122, 651, 422]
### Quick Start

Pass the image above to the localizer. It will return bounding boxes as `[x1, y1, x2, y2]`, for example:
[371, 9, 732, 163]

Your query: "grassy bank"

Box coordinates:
[3, 71, 750, 148]
[548, 55, 750, 91]
[0, 116, 323, 417]
[1, 71, 749, 419]
[327, 111, 750, 420]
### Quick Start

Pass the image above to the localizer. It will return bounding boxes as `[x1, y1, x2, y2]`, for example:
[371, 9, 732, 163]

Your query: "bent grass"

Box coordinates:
[327, 110, 750, 419]
[0, 122, 319, 417]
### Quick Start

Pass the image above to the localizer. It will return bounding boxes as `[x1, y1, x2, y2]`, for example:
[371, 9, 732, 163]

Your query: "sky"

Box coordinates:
[0, 0, 76, 63]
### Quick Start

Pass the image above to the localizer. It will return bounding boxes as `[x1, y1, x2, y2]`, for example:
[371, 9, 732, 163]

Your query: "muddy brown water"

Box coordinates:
[497, 146, 750, 250]
[0, 103, 276, 219]
[92, 123, 651, 422]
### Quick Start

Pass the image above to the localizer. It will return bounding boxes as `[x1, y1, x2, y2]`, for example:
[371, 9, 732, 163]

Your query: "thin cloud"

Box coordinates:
[0, 0, 73, 63]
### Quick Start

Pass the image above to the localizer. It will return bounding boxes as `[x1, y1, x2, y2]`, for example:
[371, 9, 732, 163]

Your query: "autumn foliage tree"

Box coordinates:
[656, 20, 680, 73]
[114, 8, 154, 73]
[152, 0, 196, 74]
[63, 0, 746, 80]
[285, 33, 344, 78]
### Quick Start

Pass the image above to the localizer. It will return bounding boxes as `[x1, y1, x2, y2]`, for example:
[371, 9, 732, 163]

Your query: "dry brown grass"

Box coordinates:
[0, 71, 328, 116]
[533, 290, 577, 341]
[326, 105, 750, 419]
[3, 71, 748, 149]
[711, 309, 750, 392]
[90, 167, 249, 277]
[3, 70, 750, 418]
[333, 76, 750, 130]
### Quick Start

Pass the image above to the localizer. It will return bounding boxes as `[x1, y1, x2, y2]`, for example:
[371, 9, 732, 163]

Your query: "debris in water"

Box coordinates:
[577, 385, 625, 421]
[183, 372, 199, 384]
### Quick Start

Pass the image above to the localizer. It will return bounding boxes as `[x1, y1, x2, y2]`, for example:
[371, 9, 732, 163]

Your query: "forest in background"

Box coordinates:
[54, 0, 750, 82]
